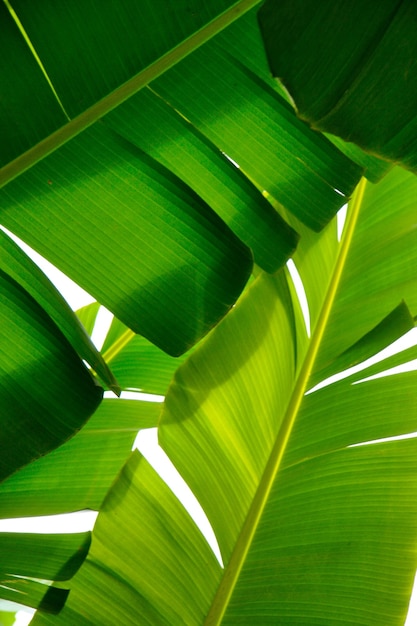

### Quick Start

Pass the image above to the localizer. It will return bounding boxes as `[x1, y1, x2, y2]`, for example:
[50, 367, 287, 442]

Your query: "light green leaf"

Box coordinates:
[101, 316, 191, 396]
[4, 2, 417, 624]
[0, 398, 160, 518]
[309, 300, 415, 388]
[0, 533, 90, 613]
[0, 533, 91, 581]
[33, 169, 417, 625]
[0, 611, 16, 626]
[75, 302, 101, 339]
[315, 169, 417, 372]
[31, 453, 222, 625]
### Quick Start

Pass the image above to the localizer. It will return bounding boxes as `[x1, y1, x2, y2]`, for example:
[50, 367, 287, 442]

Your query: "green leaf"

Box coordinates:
[214, 7, 393, 184]
[0, 533, 91, 581]
[0, 0, 262, 186]
[259, 0, 417, 172]
[325, 133, 393, 183]
[0, 124, 253, 356]
[151, 39, 363, 231]
[0, 2, 67, 167]
[314, 170, 417, 372]
[30, 453, 222, 625]
[75, 302, 101, 338]
[0, 533, 90, 613]
[34, 169, 417, 625]
[104, 88, 298, 273]
[0, 271, 102, 482]
[0, 398, 160, 518]
[10, 0, 262, 120]
[100, 316, 191, 396]
[4, 2, 417, 624]
[0, 229, 118, 393]
[309, 300, 415, 388]
[0, 611, 16, 626]
[0, 578, 68, 615]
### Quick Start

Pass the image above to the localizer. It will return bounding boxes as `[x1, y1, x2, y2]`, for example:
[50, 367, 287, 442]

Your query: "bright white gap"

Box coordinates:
[306, 327, 417, 395]
[337, 203, 348, 241]
[90, 306, 114, 350]
[0, 226, 94, 310]
[406, 570, 417, 626]
[134, 428, 223, 567]
[12, 609, 34, 625]
[0, 510, 97, 534]
[103, 390, 165, 403]
[286, 259, 310, 337]
[353, 358, 417, 386]
[349, 430, 417, 449]
[222, 152, 240, 169]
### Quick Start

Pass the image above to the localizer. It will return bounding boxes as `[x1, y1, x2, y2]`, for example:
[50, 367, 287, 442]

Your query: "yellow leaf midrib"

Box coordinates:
[204, 177, 367, 625]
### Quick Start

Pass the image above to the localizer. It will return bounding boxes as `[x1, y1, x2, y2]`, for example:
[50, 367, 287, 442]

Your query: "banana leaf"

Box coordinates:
[30, 167, 417, 625]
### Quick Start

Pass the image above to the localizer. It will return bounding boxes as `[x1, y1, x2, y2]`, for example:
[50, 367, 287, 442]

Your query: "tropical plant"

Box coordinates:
[1, 1, 417, 624]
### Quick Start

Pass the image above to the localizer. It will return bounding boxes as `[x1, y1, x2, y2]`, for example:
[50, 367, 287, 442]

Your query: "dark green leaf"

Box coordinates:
[259, 0, 417, 171]
[0, 124, 253, 356]
[0, 229, 117, 392]
[104, 88, 298, 272]
[152, 39, 363, 230]
[0, 3, 67, 167]
[0, 271, 102, 482]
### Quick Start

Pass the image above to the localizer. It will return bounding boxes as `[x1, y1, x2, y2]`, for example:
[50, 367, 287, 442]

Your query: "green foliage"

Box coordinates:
[1, 1, 417, 624]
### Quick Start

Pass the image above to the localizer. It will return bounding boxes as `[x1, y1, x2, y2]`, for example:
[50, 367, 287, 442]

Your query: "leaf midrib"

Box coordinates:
[204, 177, 367, 625]
[0, 0, 262, 189]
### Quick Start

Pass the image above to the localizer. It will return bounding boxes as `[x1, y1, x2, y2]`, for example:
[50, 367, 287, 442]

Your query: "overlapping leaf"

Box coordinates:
[0, 398, 160, 519]
[3, 2, 417, 624]
[0, 229, 117, 392]
[151, 39, 362, 231]
[0, 533, 90, 614]
[0, 124, 252, 356]
[31, 166, 417, 625]
[0, 270, 102, 482]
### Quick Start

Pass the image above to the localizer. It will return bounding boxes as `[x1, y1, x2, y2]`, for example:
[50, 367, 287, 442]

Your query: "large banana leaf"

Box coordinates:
[30, 166, 417, 625]
[0, 0, 367, 357]
[3, 2, 417, 625]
